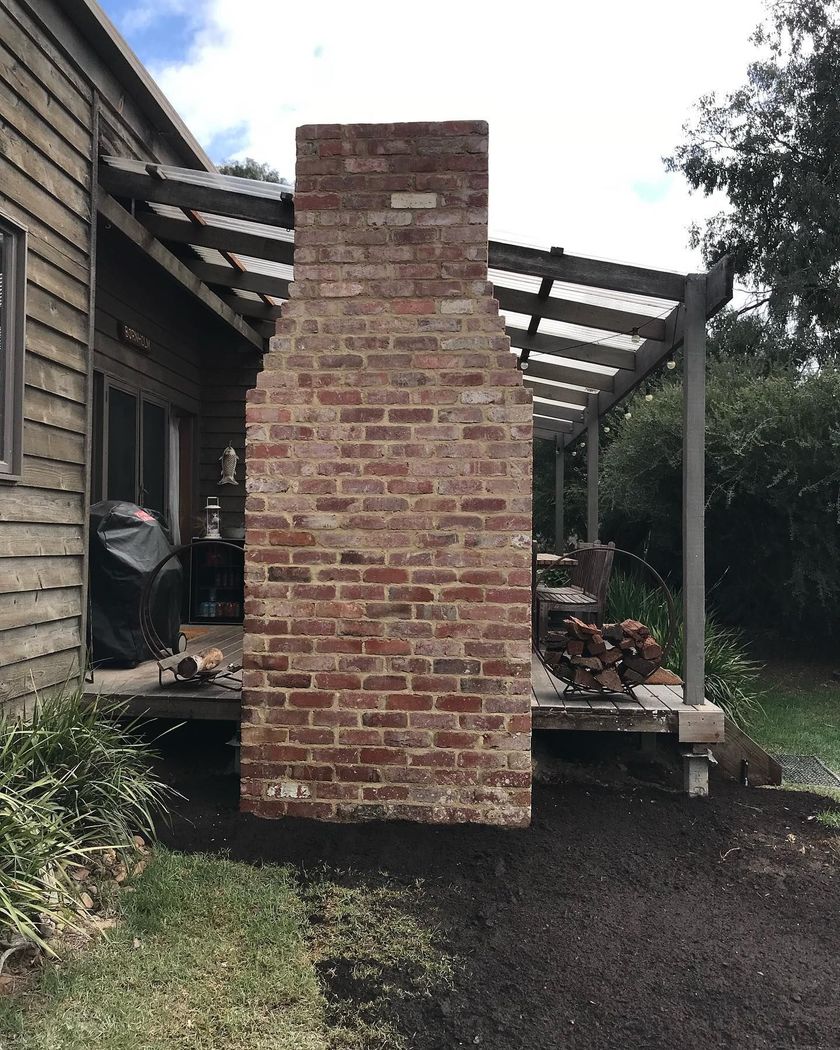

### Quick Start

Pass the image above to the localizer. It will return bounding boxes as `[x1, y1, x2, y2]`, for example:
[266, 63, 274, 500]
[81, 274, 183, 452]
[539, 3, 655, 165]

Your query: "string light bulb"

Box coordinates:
[645, 393, 654, 402]
[604, 426, 611, 434]
[624, 411, 632, 420]
[666, 358, 676, 370]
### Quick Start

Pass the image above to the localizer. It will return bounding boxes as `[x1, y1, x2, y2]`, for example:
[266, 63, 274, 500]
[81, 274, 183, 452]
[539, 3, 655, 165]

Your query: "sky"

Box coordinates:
[101, 0, 767, 276]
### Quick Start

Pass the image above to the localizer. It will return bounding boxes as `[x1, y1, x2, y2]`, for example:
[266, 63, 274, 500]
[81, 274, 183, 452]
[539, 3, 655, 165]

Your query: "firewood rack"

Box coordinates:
[538, 544, 677, 701]
[139, 539, 244, 692]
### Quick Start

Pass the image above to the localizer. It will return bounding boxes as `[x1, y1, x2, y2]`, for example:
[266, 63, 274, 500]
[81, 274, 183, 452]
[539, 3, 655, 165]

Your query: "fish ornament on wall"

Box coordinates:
[219, 445, 239, 486]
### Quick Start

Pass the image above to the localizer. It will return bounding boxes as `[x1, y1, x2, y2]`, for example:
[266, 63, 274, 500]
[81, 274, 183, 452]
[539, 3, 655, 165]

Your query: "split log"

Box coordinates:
[594, 667, 623, 691]
[177, 646, 224, 679]
[573, 667, 599, 689]
[570, 655, 604, 672]
[640, 637, 663, 661]
[586, 634, 607, 656]
[645, 667, 683, 686]
[565, 616, 600, 638]
[620, 619, 649, 638]
[600, 646, 623, 667]
[622, 654, 658, 678]
[565, 639, 585, 656]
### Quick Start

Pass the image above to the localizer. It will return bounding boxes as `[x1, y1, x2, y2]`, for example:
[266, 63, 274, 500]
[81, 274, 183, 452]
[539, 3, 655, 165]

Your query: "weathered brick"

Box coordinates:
[243, 120, 531, 827]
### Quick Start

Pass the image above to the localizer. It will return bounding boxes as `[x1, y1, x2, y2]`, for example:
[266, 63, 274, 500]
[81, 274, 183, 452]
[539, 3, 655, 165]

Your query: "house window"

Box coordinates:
[0, 213, 26, 480]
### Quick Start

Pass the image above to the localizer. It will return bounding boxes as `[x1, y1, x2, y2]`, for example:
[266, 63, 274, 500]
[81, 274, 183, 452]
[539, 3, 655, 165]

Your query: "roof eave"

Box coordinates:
[56, 0, 215, 172]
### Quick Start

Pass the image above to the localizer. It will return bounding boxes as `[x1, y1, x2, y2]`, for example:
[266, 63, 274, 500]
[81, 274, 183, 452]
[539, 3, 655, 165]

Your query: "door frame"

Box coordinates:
[97, 372, 170, 514]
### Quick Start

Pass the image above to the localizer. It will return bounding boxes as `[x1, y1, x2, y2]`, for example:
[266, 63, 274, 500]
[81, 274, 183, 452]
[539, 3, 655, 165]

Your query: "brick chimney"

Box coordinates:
[242, 121, 533, 826]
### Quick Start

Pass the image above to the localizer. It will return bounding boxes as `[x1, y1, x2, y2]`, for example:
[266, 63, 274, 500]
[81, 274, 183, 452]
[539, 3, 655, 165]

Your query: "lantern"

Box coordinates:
[205, 496, 221, 539]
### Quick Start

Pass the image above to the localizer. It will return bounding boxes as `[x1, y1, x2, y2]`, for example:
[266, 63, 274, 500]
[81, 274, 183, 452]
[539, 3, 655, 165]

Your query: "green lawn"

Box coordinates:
[750, 661, 840, 774]
[0, 851, 451, 1050]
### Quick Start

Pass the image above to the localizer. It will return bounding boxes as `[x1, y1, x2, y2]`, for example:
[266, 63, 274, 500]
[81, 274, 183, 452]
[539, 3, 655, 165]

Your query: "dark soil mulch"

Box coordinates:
[155, 723, 840, 1050]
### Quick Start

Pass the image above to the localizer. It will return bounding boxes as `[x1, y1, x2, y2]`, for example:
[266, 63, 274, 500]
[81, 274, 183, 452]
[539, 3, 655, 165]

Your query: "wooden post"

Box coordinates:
[554, 436, 564, 554]
[586, 394, 599, 542]
[683, 275, 707, 706]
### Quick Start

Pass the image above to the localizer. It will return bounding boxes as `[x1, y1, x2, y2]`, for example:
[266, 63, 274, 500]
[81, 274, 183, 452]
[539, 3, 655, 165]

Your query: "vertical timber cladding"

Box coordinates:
[242, 121, 533, 826]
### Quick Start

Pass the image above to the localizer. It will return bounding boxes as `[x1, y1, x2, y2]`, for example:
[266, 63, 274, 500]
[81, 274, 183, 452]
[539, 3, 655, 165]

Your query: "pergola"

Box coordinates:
[96, 155, 734, 708]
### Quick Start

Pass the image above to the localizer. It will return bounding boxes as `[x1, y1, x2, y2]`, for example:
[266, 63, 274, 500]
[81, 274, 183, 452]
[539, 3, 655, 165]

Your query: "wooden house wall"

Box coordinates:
[0, 0, 93, 712]
[93, 227, 203, 418]
[94, 226, 260, 539]
[25, 0, 203, 169]
[200, 353, 260, 536]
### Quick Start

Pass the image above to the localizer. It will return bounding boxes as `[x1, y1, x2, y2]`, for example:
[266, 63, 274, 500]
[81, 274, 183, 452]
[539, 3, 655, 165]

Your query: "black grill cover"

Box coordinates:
[89, 500, 182, 665]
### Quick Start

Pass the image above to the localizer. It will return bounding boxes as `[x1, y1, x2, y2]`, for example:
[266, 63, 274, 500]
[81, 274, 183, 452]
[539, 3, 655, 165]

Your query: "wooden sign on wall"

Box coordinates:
[118, 322, 151, 353]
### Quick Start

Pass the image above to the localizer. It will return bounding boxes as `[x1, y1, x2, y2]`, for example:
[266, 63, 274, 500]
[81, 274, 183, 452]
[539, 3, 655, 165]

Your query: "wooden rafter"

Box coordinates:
[98, 194, 263, 351]
[489, 241, 686, 301]
[139, 212, 295, 265]
[523, 378, 592, 408]
[495, 285, 667, 341]
[188, 260, 291, 299]
[100, 164, 294, 228]
[507, 327, 636, 371]
[522, 356, 614, 392]
[560, 255, 734, 447]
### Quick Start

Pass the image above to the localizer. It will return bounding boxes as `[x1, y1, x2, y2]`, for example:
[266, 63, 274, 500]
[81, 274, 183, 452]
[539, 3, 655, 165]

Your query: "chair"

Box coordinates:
[535, 542, 615, 649]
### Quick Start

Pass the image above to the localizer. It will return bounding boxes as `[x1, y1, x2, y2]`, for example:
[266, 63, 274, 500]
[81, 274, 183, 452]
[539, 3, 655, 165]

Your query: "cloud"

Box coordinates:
[117, 0, 766, 274]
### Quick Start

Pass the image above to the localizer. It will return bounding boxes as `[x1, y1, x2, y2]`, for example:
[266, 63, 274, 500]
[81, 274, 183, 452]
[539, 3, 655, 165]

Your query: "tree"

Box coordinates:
[218, 157, 284, 183]
[600, 361, 840, 640]
[666, 1, 840, 344]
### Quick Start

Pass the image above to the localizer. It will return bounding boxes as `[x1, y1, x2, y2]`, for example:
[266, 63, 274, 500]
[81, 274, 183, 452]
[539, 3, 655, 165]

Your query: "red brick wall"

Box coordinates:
[242, 121, 533, 826]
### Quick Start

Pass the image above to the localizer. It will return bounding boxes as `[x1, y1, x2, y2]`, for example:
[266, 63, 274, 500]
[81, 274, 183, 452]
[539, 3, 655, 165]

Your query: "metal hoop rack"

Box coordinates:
[139, 539, 244, 692]
[536, 543, 677, 701]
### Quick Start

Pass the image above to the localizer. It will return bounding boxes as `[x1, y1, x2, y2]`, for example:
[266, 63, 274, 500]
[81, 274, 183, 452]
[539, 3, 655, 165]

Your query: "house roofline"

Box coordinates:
[57, 0, 215, 172]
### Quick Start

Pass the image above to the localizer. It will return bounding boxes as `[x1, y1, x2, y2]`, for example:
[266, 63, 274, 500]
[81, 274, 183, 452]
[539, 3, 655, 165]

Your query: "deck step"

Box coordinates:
[712, 718, 782, 786]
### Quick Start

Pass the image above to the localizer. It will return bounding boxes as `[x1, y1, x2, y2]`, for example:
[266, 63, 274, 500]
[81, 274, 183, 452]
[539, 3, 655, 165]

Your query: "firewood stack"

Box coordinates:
[544, 616, 677, 692]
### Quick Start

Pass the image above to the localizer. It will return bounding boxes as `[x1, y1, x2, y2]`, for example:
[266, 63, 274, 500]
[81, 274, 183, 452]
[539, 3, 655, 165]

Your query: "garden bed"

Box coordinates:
[155, 723, 840, 1050]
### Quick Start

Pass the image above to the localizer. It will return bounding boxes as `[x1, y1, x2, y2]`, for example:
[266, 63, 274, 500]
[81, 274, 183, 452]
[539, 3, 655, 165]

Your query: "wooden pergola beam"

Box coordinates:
[100, 164, 295, 228]
[523, 377, 591, 408]
[140, 212, 295, 265]
[507, 326, 637, 371]
[522, 356, 615, 392]
[562, 303, 682, 445]
[188, 260, 291, 299]
[220, 295, 285, 321]
[532, 414, 574, 434]
[98, 194, 264, 351]
[560, 253, 732, 448]
[496, 286, 667, 341]
[489, 241, 686, 301]
[531, 396, 585, 423]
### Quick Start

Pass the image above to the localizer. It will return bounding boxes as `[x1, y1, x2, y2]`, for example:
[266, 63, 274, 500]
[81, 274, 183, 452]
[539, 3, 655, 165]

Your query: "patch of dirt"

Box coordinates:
[155, 722, 840, 1050]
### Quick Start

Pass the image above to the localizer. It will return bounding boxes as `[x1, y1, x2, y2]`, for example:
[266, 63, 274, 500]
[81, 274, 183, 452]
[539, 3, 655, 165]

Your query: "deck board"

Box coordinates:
[530, 651, 722, 741]
[85, 624, 242, 720]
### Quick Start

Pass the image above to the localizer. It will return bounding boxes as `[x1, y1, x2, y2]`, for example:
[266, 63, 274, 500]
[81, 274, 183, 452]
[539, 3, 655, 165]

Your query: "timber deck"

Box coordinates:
[531, 651, 724, 743]
[84, 624, 243, 720]
[84, 628, 723, 745]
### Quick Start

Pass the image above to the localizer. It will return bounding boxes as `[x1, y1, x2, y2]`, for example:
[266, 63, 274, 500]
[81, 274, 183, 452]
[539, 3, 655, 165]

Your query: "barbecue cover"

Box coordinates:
[88, 500, 182, 664]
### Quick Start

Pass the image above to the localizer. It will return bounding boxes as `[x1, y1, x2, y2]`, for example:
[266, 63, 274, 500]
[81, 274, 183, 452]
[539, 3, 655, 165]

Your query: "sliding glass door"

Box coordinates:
[96, 377, 169, 518]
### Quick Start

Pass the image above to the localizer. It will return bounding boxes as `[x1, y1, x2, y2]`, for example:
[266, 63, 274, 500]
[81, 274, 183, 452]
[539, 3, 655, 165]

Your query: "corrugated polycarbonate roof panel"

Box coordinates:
[148, 203, 295, 244]
[102, 155, 294, 199]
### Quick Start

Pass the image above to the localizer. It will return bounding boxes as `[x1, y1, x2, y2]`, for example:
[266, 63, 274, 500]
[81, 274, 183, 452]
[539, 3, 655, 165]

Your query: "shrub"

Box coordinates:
[606, 570, 763, 725]
[600, 363, 840, 641]
[19, 689, 173, 852]
[0, 688, 173, 950]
